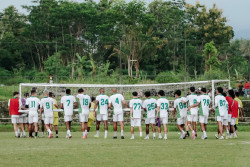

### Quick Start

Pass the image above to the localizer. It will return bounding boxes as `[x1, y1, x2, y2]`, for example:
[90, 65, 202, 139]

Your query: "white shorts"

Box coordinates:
[18, 116, 25, 124]
[216, 116, 228, 125]
[131, 118, 141, 127]
[44, 116, 53, 124]
[11, 115, 20, 124]
[79, 114, 88, 123]
[41, 113, 45, 121]
[97, 114, 108, 121]
[113, 113, 123, 122]
[187, 114, 198, 122]
[23, 116, 28, 123]
[228, 114, 232, 123]
[199, 115, 208, 124]
[231, 118, 236, 125]
[177, 116, 186, 125]
[145, 117, 155, 124]
[29, 113, 38, 124]
[160, 116, 168, 124]
[64, 115, 73, 122]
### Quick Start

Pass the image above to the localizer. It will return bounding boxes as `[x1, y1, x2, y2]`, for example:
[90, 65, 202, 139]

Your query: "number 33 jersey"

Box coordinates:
[61, 95, 76, 116]
[156, 97, 169, 118]
[142, 98, 157, 118]
[40, 97, 55, 117]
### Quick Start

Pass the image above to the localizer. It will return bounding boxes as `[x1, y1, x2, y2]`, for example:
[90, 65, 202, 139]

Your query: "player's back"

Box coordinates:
[130, 98, 142, 118]
[187, 94, 200, 115]
[174, 97, 187, 117]
[109, 93, 124, 114]
[199, 94, 211, 116]
[96, 94, 109, 115]
[157, 97, 169, 117]
[143, 98, 157, 118]
[41, 97, 54, 116]
[77, 94, 91, 115]
[26, 96, 40, 114]
[215, 95, 228, 117]
[61, 95, 76, 116]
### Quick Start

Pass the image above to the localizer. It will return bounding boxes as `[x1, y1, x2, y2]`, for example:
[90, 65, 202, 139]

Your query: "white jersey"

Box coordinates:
[96, 94, 109, 115]
[156, 97, 169, 118]
[61, 95, 76, 116]
[109, 93, 124, 115]
[77, 94, 91, 115]
[186, 94, 200, 115]
[40, 97, 55, 117]
[130, 98, 142, 119]
[174, 97, 188, 118]
[214, 94, 228, 117]
[26, 96, 40, 114]
[199, 94, 211, 117]
[142, 98, 157, 118]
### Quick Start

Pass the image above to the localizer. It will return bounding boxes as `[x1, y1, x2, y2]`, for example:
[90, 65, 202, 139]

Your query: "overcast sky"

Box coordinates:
[0, 0, 249, 39]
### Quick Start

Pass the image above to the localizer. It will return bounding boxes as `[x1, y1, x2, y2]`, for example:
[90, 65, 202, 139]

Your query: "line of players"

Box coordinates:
[8, 86, 243, 140]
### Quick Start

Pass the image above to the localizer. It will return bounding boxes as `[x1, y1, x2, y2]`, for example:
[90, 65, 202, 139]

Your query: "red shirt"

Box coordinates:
[231, 100, 239, 118]
[225, 96, 233, 114]
[245, 83, 250, 89]
[8, 97, 20, 115]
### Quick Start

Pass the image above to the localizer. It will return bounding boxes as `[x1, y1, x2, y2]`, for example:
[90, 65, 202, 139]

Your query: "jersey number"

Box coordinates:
[147, 103, 155, 111]
[219, 100, 226, 107]
[67, 100, 70, 106]
[160, 103, 168, 110]
[82, 99, 89, 105]
[31, 101, 35, 108]
[45, 102, 50, 109]
[115, 98, 119, 104]
[203, 99, 210, 106]
[101, 99, 108, 105]
[133, 103, 141, 110]
[179, 102, 186, 109]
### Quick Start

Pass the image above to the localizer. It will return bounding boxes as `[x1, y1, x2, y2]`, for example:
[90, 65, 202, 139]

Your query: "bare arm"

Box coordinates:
[188, 102, 200, 111]
[156, 106, 160, 118]
[173, 108, 176, 118]
[130, 107, 133, 119]
[60, 103, 63, 109]
[94, 101, 99, 117]
[122, 100, 127, 108]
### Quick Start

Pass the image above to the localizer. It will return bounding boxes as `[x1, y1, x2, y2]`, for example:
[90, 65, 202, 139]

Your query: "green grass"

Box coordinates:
[1, 131, 250, 167]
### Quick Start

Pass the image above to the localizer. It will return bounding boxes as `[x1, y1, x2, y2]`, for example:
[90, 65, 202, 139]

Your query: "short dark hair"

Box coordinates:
[132, 92, 138, 96]
[235, 92, 240, 97]
[174, 90, 181, 96]
[31, 90, 36, 95]
[24, 93, 29, 97]
[222, 92, 227, 97]
[217, 87, 223, 94]
[190, 87, 195, 92]
[91, 96, 96, 101]
[49, 92, 54, 97]
[78, 88, 84, 93]
[144, 91, 150, 97]
[228, 89, 235, 99]
[158, 90, 165, 96]
[13, 92, 19, 96]
[66, 89, 71, 94]
[201, 88, 206, 93]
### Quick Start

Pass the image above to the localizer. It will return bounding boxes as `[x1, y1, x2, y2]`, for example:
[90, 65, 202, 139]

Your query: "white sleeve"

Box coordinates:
[129, 100, 133, 108]
[156, 100, 160, 107]
[60, 97, 64, 104]
[196, 96, 200, 102]
[142, 101, 146, 108]
[37, 98, 41, 105]
[214, 97, 218, 107]
[121, 95, 125, 101]
[40, 100, 44, 108]
[73, 96, 76, 103]
[76, 94, 79, 98]
[25, 98, 29, 105]
[96, 96, 99, 102]
[108, 96, 112, 104]
[8, 99, 10, 107]
[174, 100, 177, 108]
[183, 97, 188, 103]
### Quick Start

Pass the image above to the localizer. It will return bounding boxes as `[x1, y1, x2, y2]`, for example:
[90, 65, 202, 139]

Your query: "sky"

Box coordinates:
[0, 0, 249, 39]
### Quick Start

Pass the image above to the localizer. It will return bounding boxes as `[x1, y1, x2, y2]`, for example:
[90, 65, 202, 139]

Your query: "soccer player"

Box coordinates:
[108, 88, 126, 139]
[185, 87, 200, 139]
[94, 88, 109, 138]
[142, 91, 157, 140]
[88, 97, 96, 133]
[61, 89, 76, 139]
[229, 91, 240, 138]
[199, 88, 211, 139]
[156, 90, 169, 140]
[129, 92, 143, 139]
[8, 92, 25, 137]
[49, 92, 59, 138]
[26, 90, 40, 138]
[21, 93, 29, 130]
[76, 88, 91, 139]
[40, 90, 57, 138]
[234, 92, 243, 135]
[173, 90, 188, 139]
[212, 87, 228, 140]
[225, 90, 234, 138]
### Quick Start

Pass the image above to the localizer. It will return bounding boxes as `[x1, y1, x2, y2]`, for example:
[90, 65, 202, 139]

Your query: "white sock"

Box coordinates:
[159, 133, 162, 137]
[131, 134, 134, 138]
[48, 129, 51, 134]
[82, 132, 85, 136]
[192, 130, 195, 133]
[85, 130, 88, 136]
[42, 131, 45, 135]
[181, 130, 185, 135]
[227, 129, 229, 135]
[15, 131, 18, 137]
[121, 130, 124, 136]
[203, 131, 207, 137]
[17, 128, 20, 134]
[96, 130, 99, 136]
[114, 131, 117, 137]
[146, 134, 149, 137]
[153, 133, 156, 137]
[67, 130, 70, 135]
[164, 134, 167, 138]
[105, 130, 108, 137]
[139, 132, 142, 137]
[23, 130, 26, 136]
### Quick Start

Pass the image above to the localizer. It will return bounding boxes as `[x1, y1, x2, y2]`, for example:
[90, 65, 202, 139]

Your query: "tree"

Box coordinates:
[202, 41, 219, 72]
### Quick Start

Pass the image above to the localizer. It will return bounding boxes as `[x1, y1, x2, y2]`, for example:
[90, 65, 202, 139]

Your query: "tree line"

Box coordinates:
[0, 0, 249, 84]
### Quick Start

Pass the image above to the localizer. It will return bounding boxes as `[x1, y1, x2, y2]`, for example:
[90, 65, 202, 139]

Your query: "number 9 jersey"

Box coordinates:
[40, 97, 55, 117]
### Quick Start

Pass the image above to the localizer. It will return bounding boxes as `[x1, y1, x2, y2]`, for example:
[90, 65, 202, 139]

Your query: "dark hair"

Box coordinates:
[222, 92, 227, 97]
[190, 87, 195, 92]
[174, 90, 181, 96]
[144, 91, 150, 97]
[31, 90, 36, 95]
[132, 92, 138, 96]
[78, 88, 84, 93]
[228, 89, 235, 99]
[158, 90, 165, 96]
[24, 93, 29, 97]
[201, 88, 206, 93]
[235, 92, 240, 97]
[217, 87, 223, 94]
[66, 89, 71, 94]
[13, 92, 19, 96]
[49, 92, 54, 97]
[91, 96, 96, 101]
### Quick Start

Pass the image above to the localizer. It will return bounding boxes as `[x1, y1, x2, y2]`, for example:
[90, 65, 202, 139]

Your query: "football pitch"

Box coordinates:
[1, 132, 250, 167]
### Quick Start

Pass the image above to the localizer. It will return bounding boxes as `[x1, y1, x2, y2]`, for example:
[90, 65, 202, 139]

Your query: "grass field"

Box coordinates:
[1, 131, 250, 167]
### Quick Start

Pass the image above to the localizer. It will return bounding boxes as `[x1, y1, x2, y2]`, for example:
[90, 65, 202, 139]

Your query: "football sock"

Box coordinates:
[105, 130, 108, 136]
[35, 132, 38, 137]
[139, 132, 142, 137]
[48, 129, 51, 134]
[82, 132, 85, 136]
[153, 133, 156, 137]
[114, 131, 117, 137]
[158, 133, 162, 138]
[164, 134, 167, 138]
[121, 130, 124, 136]
[67, 130, 70, 135]
[29, 132, 32, 137]
[131, 134, 134, 138]
[85, 130, 88, 136]
[96, 130, 99, 136]
[56, 130, 58, 135]
[192, 130, 195, 133]
[15, 131, 18, 137]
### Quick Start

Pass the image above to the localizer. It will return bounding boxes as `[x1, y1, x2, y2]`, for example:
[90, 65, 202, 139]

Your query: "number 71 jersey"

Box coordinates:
[61, 95, 76, 116]
[96, 94, 109, 115]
